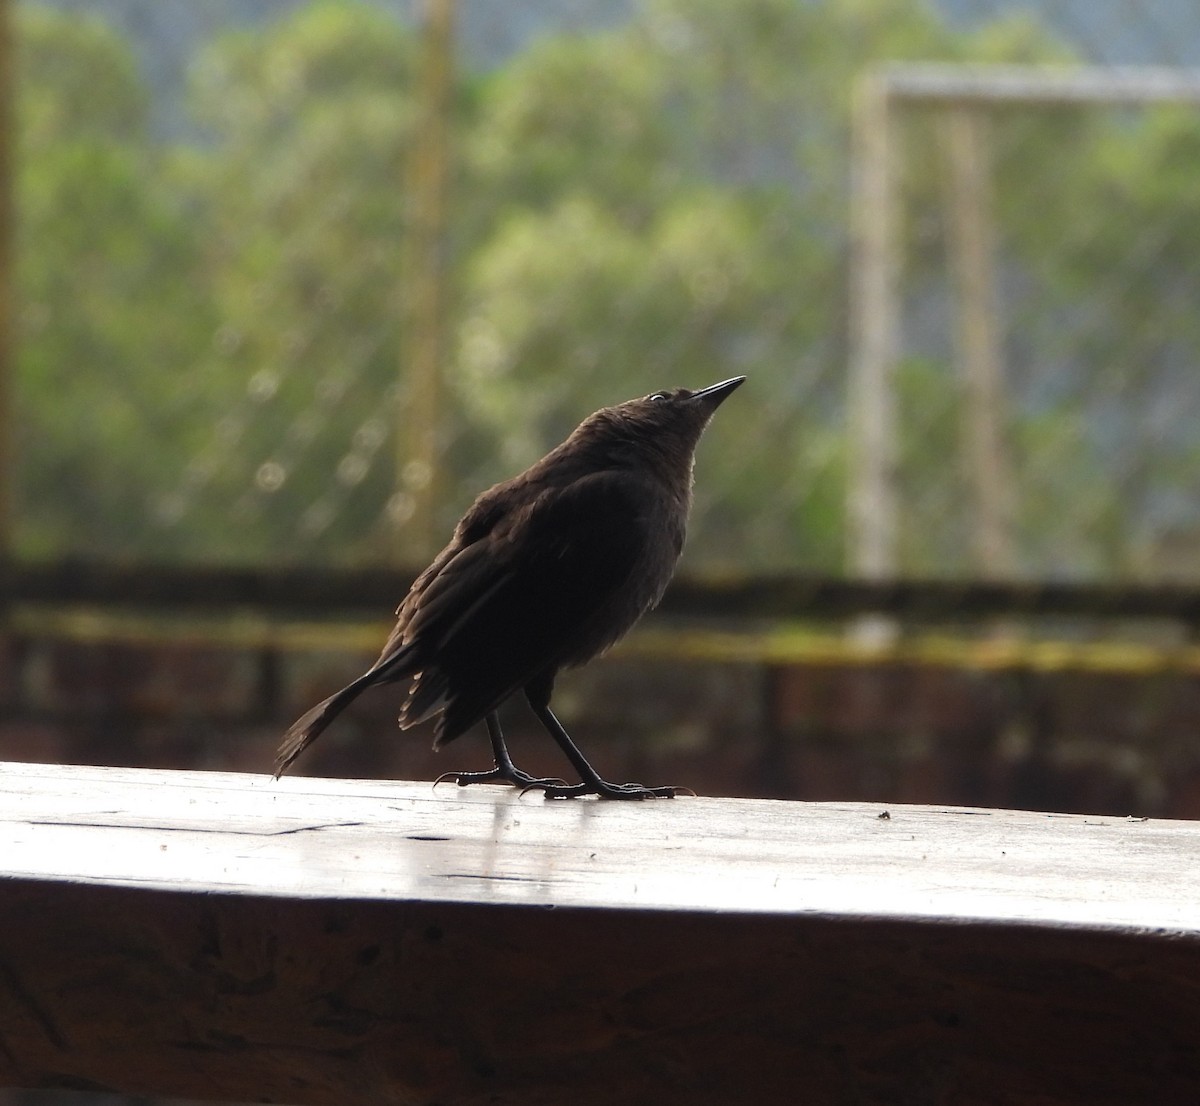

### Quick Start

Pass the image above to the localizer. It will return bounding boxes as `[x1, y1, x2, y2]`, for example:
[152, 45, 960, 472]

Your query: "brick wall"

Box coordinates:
[3, 630, 1200, 818]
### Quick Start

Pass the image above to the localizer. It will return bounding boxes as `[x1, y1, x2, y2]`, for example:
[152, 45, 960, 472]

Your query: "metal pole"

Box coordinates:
[848, 73, 899, 582]
[943, 108, 1017, 578]
[879, 62, 1200, 108]
[399, 0, 454, 561]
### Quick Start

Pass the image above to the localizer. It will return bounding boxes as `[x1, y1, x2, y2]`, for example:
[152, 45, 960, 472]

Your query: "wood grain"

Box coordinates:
[2, 761, 1200, 1104]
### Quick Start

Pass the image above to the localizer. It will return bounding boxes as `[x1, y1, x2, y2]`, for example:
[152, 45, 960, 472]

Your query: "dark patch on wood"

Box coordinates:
[2, 881, 1200, 1104]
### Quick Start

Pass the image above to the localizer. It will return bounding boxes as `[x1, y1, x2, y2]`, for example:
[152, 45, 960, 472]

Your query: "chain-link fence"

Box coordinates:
[11, 0, 1200, 582]
[10, 8, 1200, 1102]
[850, 63, 1200, 584]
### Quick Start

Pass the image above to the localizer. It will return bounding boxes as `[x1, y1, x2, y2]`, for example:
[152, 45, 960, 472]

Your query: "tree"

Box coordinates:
[152, 2, 420, 561]
[451, 0, 1069, 572]
[17, 8, 214, 558]
[19, 0, 1196, 579]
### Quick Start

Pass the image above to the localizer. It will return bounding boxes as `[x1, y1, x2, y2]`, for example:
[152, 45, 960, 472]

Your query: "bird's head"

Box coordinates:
[573, 376, 746, 475]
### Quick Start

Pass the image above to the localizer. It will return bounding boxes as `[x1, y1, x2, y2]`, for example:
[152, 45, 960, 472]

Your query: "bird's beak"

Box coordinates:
[691, 376, 746, 410]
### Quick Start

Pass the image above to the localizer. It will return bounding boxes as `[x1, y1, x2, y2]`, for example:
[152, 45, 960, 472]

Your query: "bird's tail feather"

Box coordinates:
[273, 644, 416, 778]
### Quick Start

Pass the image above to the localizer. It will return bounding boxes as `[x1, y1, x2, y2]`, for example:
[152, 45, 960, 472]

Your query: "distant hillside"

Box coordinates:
[943, 0, 1200, 66]
[29, 0, 1200, 136]
[27, 0, 634, 133]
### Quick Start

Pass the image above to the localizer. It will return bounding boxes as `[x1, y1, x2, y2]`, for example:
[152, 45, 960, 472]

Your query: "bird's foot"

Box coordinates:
[525, 779, 681, 800]
[434, 766, 566, 791]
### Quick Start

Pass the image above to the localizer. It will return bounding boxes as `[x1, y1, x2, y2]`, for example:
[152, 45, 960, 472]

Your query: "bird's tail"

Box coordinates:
[273, 644, 416, 778]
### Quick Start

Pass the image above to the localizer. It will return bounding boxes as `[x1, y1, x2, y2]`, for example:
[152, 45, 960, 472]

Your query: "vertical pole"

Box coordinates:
[848, 72, 899, 583]
[944, 107, 1016, 578]
[399, 0, 454, 561]
[0, 0, 14, 560]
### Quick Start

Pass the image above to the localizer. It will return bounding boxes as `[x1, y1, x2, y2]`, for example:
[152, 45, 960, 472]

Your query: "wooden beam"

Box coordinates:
[12, 559, 1200, 623]
[0, 0, 13, 556]
[399, 0, 456, 558]
[2, 761, 1200, 1104]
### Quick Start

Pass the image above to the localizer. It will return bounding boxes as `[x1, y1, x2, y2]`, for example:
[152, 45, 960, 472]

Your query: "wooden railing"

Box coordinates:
[3, 760, 1199, 1104]
[7, 558, 1200, 623]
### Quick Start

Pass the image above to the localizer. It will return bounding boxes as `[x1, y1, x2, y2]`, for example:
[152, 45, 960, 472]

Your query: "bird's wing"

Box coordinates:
[370, 488, 512, 669]
[401, 470, 657, 743]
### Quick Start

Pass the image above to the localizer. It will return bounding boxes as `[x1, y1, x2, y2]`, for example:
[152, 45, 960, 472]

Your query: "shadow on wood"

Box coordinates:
[2, 761, 1199, 1105]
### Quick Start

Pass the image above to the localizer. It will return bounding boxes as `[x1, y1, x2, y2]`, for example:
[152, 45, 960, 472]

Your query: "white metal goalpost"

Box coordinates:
[847, 63, 1200, 582]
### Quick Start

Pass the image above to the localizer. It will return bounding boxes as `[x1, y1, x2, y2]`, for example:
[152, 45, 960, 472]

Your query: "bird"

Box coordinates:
[274, 376, 745, 799]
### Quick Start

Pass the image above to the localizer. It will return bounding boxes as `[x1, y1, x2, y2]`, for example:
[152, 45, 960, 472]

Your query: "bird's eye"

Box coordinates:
[647, 392, 668, 402]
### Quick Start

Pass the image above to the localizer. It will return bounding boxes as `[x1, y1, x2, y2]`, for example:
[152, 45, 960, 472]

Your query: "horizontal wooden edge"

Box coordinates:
[14, 604, 1200, 676]
[6, 558, 1200, 621]
[3, 874, 1200, 1105]
[4, 761, 1200, 936]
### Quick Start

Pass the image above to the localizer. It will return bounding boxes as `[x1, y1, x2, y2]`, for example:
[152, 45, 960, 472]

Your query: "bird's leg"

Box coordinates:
[434, 711, 566, 791]
[525, 700, 677, 800]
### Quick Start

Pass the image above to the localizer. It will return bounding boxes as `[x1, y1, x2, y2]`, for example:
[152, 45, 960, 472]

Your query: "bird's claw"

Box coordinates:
[526, 779, 679, 800]
[434, 767, 567, 791]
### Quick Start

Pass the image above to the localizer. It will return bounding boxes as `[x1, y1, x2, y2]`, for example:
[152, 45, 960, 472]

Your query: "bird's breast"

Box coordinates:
[556, 490, 687, 668]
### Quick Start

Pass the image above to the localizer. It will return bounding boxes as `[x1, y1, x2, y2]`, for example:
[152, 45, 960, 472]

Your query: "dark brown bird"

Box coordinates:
[275, 376, 745, 799]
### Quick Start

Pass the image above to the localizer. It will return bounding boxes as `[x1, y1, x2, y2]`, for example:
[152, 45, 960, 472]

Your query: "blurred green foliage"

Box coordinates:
[14, 0, 1200, 576]
[18, 10, 215, 559]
